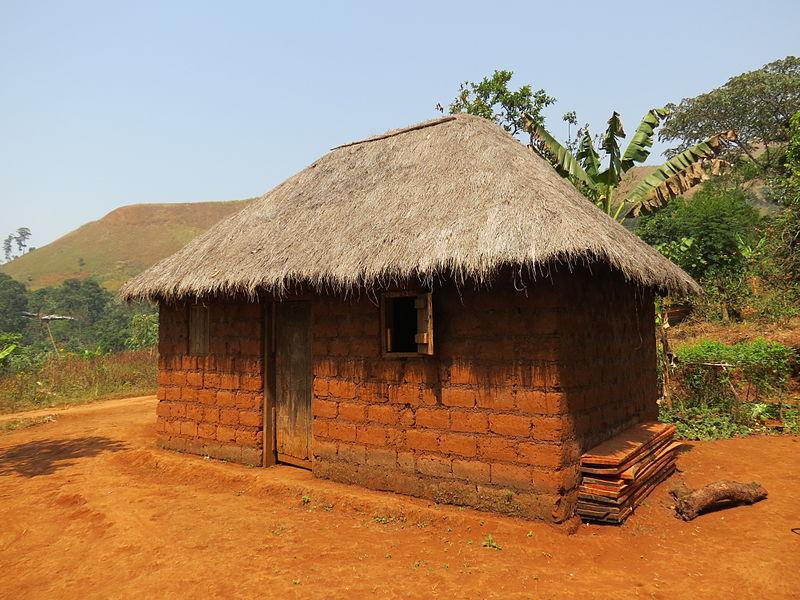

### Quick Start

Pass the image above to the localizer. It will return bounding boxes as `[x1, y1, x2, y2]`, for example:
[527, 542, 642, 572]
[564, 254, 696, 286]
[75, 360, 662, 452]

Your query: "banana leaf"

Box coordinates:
[620, 107, 669, 172]
[621, 131, 736, 218]
[0, 343, 17, 361]
[597, 112, 626, 187]
[576, 131, 601, 178]
[523, 114, 596, 190]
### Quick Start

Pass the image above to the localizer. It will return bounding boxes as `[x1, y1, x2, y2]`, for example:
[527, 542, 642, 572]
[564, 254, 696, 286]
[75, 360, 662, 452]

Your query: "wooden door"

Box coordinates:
[274, 301, 312, 468]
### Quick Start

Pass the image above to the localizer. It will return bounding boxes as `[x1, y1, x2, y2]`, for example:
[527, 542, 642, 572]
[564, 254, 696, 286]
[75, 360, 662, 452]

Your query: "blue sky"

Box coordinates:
[2, 0, 798, 247]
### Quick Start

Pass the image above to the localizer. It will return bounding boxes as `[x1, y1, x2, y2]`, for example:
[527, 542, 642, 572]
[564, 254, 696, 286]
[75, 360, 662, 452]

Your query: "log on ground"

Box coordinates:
[670, 480, 768, 521]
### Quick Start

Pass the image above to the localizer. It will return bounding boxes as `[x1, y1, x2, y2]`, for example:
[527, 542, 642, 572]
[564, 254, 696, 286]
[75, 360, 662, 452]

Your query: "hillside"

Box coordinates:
[0, 200, 252, 291]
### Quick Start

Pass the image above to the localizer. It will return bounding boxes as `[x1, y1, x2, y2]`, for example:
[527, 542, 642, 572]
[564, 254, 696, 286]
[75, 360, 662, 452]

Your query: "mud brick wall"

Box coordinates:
[155, 301, 264, 465]
[310, 267, 658, 522]
[557, 268, 658, 453]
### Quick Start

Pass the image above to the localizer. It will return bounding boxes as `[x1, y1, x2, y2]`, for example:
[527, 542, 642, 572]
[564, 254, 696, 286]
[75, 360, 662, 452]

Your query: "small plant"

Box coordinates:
[292, 579, 300, 586]
[271, 524, 287, 536]
[482, 534, 501, 550]
[373, 515, 391, 525]
[526, 530, 534, 538]
[301, 495, 311, 505]
[660, 405, 751, 441]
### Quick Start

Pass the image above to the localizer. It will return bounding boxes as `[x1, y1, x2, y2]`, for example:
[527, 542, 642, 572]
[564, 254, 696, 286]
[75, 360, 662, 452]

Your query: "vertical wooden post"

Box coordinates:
[262, 301, 277, 467]
[660, 306, 672, 410]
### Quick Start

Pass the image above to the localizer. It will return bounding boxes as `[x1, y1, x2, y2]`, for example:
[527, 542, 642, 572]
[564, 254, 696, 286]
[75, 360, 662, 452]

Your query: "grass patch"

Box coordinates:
[0, 415, 56, 432]
[0, 349, 157, 414]
[662, 337, 798, 440]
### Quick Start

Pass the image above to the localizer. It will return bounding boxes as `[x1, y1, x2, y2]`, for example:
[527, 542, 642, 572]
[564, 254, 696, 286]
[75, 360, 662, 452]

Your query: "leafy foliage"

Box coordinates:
[637, 181, 762, 279]
[0, 273, 28, 334]
[524, 108, 732, 220]
[16, 278, 157, 354]
[767, 110, 800, 280]
[624, 132, 734, 217]
[0, 275, 159, 412]
[126, 313, 159, 350]
[0, 333, 21, 364]
[447, 70, 555, 136]
[661, 338, 796, 440]
[672, 338, 793, 403]
[660, 56, 800, 172]
[660, 405, 751, 441]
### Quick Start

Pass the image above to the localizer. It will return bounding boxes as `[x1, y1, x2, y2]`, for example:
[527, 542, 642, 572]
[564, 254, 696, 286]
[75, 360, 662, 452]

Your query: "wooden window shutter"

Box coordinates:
[414, 292, 433, 355]
[188, 304, 210, 355]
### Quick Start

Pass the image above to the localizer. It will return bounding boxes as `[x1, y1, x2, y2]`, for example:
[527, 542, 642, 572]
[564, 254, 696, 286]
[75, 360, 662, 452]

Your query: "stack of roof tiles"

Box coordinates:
[577, 421, 679, 524]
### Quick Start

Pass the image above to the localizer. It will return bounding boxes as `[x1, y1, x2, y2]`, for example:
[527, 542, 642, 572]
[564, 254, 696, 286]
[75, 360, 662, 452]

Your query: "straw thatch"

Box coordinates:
[120, 114, 698, 301]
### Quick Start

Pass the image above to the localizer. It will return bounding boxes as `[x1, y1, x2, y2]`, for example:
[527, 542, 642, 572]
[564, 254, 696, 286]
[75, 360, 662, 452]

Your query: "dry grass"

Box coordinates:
[0, 200, 252, 291]
[121, 114, 698, 302]
[0, 350, 157, 413]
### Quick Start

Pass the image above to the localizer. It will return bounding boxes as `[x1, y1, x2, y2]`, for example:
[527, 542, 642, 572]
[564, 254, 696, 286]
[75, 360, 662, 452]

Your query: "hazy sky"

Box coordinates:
[2, 1, 798, 248]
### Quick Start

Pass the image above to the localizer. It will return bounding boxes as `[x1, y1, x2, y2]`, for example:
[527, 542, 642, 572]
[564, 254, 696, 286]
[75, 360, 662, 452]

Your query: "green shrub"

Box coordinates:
[673, 340, 736, 407]
[637, 180, 762, 280]
[673, 338, 794, 405]
[734, 338, 794, 395]
[665, 337, 797, 440]
[659, 405, 751, 441]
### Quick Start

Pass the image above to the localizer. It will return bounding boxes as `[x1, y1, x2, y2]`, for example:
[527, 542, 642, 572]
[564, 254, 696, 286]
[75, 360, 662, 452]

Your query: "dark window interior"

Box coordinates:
[388, 296, 417, 353]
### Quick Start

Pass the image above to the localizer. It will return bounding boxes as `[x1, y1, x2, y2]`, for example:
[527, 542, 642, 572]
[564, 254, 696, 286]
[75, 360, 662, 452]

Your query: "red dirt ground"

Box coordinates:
[1, 397, 798, 599]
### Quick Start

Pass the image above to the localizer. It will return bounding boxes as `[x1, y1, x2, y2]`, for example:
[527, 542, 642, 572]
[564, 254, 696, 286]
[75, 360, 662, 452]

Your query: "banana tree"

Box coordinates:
[523, 109, 736, 221]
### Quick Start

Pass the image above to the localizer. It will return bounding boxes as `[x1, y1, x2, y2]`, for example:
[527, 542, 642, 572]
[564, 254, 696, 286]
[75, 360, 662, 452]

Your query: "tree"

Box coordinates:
[125, 312, 159, 350]
[636, 181, 762, 279]
[2, 227, 32, 262]
[524, 109, 734, 220]
[0, 273, 28, 334]
[767, 110, 800, 280]
[14, 227, 31, 254]
[2, 236, 12, 262]
[660, 56, 800, 172]
[446, 70, 556, 136]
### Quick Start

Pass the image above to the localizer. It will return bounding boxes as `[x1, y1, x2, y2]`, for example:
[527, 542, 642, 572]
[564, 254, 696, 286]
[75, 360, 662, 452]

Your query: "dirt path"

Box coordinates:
[1, 397, 798, 599]
[0, 395, 156, 423]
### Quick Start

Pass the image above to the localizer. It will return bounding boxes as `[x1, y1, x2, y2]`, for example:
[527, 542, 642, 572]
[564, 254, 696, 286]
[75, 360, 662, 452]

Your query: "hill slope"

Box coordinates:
[0, 200, 252, 291]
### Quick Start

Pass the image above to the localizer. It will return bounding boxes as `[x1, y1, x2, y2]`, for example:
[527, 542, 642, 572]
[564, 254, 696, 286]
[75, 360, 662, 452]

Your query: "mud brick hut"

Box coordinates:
[121, 114, 697, 523]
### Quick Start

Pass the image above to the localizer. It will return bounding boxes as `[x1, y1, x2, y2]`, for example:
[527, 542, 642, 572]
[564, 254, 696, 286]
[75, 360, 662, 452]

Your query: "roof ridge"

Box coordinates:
[332, 115, 458, 150]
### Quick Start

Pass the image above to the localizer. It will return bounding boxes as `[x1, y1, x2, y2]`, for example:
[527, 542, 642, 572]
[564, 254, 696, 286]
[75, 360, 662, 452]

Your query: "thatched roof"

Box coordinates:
[120, 114, 698, 301]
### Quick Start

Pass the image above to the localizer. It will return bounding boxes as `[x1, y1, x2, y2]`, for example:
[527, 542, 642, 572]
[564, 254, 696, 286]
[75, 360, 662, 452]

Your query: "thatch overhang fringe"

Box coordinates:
[120, 114, 699, 302]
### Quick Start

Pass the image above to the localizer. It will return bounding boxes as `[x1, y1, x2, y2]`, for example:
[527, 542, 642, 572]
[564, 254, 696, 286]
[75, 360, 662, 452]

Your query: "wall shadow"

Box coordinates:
[0, 437, 128, 477]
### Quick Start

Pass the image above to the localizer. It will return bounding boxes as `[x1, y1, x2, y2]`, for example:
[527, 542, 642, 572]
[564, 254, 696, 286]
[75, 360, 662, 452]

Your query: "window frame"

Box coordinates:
[380, 291, 434, 358]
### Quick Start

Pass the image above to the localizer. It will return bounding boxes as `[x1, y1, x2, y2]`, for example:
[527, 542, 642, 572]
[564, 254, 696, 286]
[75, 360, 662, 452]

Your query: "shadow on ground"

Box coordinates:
[0, 437, 128, 477]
